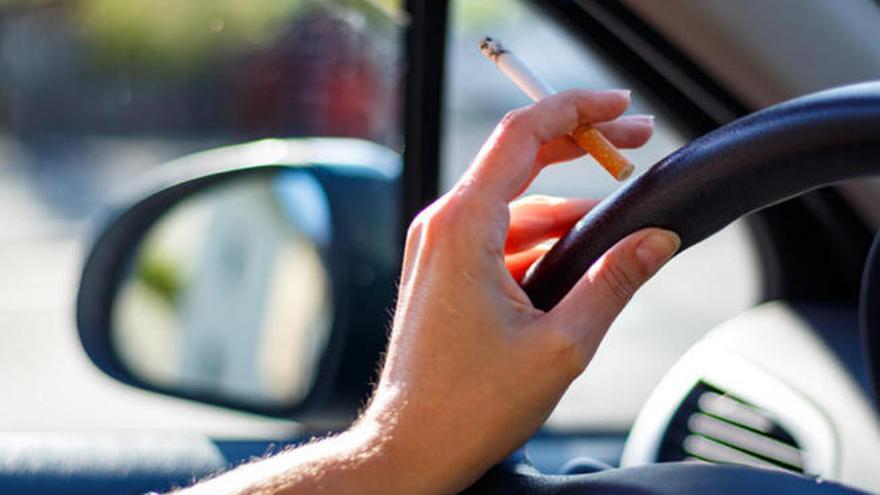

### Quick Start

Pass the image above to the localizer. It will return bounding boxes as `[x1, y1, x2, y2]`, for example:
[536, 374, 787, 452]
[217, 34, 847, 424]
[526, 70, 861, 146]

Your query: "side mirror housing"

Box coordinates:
[76, 138, 399, 424]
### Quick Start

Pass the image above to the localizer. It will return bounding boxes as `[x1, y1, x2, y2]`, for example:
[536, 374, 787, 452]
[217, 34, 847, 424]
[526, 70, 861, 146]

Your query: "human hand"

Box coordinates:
[356, 89, 681, 494]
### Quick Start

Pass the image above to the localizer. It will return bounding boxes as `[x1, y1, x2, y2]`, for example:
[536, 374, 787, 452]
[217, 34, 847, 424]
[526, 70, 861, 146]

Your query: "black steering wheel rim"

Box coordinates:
[465, 81, 880, 494]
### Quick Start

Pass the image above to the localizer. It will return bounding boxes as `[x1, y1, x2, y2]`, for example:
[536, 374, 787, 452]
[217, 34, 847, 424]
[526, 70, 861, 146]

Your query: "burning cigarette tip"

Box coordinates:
[479, 37, 507, 60]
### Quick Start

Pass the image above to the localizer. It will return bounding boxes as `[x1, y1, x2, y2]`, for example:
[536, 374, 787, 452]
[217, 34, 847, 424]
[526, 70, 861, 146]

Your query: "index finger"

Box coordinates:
[455, 89, 631, 205]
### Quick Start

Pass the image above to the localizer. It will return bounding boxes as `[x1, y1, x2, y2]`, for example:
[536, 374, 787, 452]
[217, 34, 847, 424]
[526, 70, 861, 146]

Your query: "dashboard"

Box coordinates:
[621, 301, 880, 493]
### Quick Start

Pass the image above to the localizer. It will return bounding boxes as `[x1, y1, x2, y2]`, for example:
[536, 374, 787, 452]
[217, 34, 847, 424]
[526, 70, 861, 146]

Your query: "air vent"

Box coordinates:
[657, 382, 805, 473]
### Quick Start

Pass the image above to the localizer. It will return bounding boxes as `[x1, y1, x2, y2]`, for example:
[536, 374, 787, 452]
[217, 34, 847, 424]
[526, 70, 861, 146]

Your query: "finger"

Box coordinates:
[593, 115, 654, 148]
[458, 89, 631, 205]
[548, 228, 680, 348]
[536, 115, 654, 166]
[506, 244, 552, 283]
[506, 195, 597, 254]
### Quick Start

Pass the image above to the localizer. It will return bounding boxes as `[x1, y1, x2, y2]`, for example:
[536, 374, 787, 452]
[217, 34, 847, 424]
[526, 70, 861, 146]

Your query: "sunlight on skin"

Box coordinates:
[176, 90, 679, 495]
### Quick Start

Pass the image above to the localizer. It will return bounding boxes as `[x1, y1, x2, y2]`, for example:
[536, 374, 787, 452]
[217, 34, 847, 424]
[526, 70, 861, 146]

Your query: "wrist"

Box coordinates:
[350, 390, 435, 494]
[355, 385, 493, 495]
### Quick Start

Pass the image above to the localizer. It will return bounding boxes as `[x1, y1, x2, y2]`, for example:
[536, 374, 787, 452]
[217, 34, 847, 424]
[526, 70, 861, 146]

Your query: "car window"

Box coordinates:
[0, 0, 401, 432]
[442, 0, 760, 429]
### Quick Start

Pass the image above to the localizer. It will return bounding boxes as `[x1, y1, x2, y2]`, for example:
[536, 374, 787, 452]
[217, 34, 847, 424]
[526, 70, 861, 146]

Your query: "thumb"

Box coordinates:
[548, 228, 680, 346]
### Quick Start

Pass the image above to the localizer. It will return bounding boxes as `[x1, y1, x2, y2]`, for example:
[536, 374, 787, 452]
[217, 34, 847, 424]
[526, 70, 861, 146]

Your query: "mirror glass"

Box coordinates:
[111, 170, 334, 408]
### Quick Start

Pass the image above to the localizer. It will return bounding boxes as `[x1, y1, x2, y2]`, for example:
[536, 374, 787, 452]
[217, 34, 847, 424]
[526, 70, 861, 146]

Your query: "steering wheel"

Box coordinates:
[464, 82, 880, 494]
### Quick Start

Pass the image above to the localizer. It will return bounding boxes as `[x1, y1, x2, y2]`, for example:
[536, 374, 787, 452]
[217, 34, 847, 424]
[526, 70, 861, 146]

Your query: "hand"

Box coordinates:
[357, 89, 681, 494]
[177, 90, 678, 495]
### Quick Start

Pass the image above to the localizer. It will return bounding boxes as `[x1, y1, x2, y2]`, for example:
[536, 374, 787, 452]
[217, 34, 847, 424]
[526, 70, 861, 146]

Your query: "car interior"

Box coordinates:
[1, 0, 880, 494]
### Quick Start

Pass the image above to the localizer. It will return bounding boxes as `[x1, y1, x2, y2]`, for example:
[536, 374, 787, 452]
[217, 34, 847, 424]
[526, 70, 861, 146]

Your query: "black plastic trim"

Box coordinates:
[401, 0, 449, 231]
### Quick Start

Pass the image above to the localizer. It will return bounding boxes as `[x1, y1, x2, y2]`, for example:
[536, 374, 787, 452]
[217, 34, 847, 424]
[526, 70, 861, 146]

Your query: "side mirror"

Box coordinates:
[76, 138, 400, 423]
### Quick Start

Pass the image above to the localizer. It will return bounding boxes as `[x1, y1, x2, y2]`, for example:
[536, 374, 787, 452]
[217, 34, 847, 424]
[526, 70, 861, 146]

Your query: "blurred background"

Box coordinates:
[0, 0, 757, 435]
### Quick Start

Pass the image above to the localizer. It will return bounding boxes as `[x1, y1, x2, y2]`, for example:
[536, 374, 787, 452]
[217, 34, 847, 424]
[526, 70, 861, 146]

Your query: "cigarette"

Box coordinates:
[479, 37, 634, 181]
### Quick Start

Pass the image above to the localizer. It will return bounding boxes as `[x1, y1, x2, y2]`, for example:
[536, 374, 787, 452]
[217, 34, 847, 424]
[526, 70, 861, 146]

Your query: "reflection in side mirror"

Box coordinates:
[112, 172, 332, 408]
[77, 138, 401, 422]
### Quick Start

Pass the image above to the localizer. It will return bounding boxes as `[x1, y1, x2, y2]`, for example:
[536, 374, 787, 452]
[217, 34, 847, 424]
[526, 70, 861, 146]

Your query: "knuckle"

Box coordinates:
[408, 197, 466, 247]
[565, 88, 592, 100]
[498, 108, 530, 133]
[405, 215, 424, 240]
[421, 214, 450, 244]
[599, 260, 638, 305]
[512, 194, 553, 208]
[427, 199, 459, 231]
[540, 326, 588, 377]
[404, 214, 427, 249]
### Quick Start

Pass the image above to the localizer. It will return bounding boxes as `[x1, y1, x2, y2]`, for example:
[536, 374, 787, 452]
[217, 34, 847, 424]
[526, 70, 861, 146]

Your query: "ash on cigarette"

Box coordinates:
[479, 36, 507, 60]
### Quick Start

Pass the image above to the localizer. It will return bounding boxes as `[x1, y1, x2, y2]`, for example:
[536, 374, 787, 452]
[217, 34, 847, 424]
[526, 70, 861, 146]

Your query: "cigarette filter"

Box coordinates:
[480, 37, 634, 181]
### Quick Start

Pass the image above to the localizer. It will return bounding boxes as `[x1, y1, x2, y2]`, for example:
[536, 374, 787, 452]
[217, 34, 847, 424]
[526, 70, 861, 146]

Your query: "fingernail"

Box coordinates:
[628, 115, 654, 125]
[636, 230, 680, 273]
[605, 89, 631, 100]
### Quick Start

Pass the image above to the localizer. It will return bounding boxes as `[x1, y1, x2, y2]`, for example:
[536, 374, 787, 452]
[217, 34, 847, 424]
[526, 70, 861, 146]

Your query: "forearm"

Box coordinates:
[178, 388, 463, 495]
[179, 423, 407, 495]
[174, 90, 668, 495]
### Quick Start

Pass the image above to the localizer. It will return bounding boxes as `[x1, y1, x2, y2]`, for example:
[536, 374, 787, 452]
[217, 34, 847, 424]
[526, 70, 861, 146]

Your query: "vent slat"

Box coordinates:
[687, 413, 804, 469]
[657, 382, 805, 474]
[683, 435, 787, 471]
[697, 391, 773, 433]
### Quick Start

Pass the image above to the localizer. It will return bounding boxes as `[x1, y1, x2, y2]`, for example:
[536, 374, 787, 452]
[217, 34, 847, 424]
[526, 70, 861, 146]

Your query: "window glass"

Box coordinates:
[0, 0, 403, 261]
[0, 0, 401, 431]
[443, 0, 760, 429]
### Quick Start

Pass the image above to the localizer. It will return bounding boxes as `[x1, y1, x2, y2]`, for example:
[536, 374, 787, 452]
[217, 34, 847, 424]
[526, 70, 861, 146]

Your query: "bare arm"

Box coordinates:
[177, 89, 678, 495]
